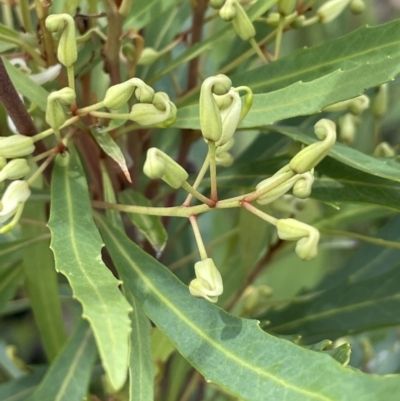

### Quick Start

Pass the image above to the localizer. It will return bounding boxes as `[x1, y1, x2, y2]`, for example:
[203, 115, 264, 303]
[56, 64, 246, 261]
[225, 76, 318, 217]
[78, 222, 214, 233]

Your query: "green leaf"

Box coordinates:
[127, 293, 154, 401]
[264, 263, 400, 343]
[305, 340, 351, 366]
[91, 127, 132, 182]
[48, 148, 132, 390]
[0, 262, 23, 313]
[0, 367, 46, 401]
[270, 127, 400, 183]
[119, 189, 168, 254]
[231, 19, 400, 93]
[174, 54, 400, 130]
[98, 216, 400, 401]
[2, 58, 48, 111]
[28, 320, 96, 401]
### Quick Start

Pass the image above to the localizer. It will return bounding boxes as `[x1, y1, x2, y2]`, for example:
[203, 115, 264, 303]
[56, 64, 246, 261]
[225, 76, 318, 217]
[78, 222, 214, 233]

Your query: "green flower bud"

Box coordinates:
[143, 148, 188, 189]
[348, 95, 369, 115]
[215, 139, 234, 167]
[276, 218, 320, 260]
[0, 180, 30, 224]
[137, 48, 160, 66]
[372, 84, 388, 119]
[189, 258, 223, 303]
[0, 135, 35, 159]
[130, 92, 176, 127]
[45, 14, 77, 67]
[220, 0, 237, 21]
[289, 119, 336, 174]
[0, 159, 30, 182]
[231, 1, 256, 40]
[103, 78, 155, 110]
[214, 89, 241, 147]
[278, 0, 297, 16]
[200, 75, 232, 143]
[291, 15, 305, 28]
[292, 171, 314, 198]
[0, 157, 7, 170]
[350, 0, 365, 14]
[45, 88, 76, 131]
[338, 113, 357, 144]
[266, 12, 281, 27]
[210, 0, 226, 9]
[317, 0, 351, 24]
[373, 142, 396, 158]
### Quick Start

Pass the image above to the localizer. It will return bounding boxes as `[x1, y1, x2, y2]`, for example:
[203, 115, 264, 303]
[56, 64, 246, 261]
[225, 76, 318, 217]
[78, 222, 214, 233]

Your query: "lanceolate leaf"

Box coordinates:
[48, 149, 132, 390]
[264, 263, 400, 343]
[231, 19, 400, 93]
[174, 54, 400, 130]
[0, 262, 23, 313]
[98, 216, 400, 401]
[28, 320, 96, 401]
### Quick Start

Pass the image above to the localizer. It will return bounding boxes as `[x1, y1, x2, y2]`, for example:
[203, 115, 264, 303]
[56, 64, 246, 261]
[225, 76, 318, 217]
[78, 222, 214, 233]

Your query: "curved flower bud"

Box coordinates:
[0, 135, 35, 159]
[289, 119, 336, 174]
[214, 89, 242, 147]
[373, 142, 395, 158]
[276, 218, 320, 260]
[130, 92, 176, 127]
[103, 78, 155, 110]
[143, 148, 188, 189]
[0, 159, 30, 182]
[200, 75, 232, 143]
[323, 95, 369, 114]
[338, 113, 357, 144]
[278, 0, 297, 16]
[45, 88, 76, 131]
[256, 170, 312, 205]
[292, 171, 314, 198]
[220, 0, 237, 21]
[350, 0, 365, 14]
[189, 258, 223, 303]
[210, 0, 226, 9]
[216, 138, 235, 167]
[45, 14, 77, 67]
[317, 0, 351, 24]
[0, 180, 30, 224]
[137, 48, 160, 66]
[372, 84, 388, 119]
[231, 1, 256, 40]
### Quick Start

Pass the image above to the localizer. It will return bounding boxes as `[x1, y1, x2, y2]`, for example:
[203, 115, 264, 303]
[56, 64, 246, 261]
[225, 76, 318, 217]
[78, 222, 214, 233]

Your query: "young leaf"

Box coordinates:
[48, 147, 132, 390]
[28, 320, 96, 401]
[119, 189, 168, 254]
[98, 215, 400, 401]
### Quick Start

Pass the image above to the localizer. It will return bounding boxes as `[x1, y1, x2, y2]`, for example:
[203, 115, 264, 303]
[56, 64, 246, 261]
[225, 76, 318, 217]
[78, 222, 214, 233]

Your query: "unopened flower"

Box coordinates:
[0, 159, 30, 182]
[373, 142, 395, 158]
[130, 92, 176, 127]
[189, 258, 223, 303]
[372, 84, 388, 119]
[137, 48, 160, 66]
[45, 14, 77, 67]
[215, 139, 235, 167]
[0, 180, 30, 224]
[143, 148, 188, 189]
[0, 135, 35, 159]
[323, 95, 369, 115]
[278, 0, 297, 16]
[45, 88, 76, 131]
[338, 113, 357, 144]
[276, 218, 320, 260]
[289, 119, 336, 174]
[200, 75, 232, 143]
[103, 78, 155, 110]
[350, 0, 365, 14]
[317, 0, 351, 24]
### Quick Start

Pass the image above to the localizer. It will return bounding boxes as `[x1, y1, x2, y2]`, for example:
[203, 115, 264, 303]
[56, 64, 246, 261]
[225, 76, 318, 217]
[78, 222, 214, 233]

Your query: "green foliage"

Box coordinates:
[1, 1, 400, 400]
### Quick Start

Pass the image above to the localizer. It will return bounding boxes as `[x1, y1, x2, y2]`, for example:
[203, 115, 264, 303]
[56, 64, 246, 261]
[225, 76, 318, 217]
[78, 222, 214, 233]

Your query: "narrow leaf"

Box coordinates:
[91, 127, 132, 182]
[174, 54, 400, 130]
[0, 262, 23, 313]
[119, 189, 168, 254]
[265, 263, 400, 343]
[48, 148, 132, 390]
[127, 292, 154, 401]
[98, 216, 400, 401]
[28, 320, 96, 401]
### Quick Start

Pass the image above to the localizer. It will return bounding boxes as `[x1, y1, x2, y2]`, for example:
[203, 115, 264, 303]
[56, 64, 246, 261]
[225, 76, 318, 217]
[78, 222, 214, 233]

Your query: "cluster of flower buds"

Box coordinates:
[254, 119, 337, 260]
[0, 135, 34, 232]
[211, 0, 256, 41]
[189, 258, 223, 303]
[323, 95, 369, 145]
